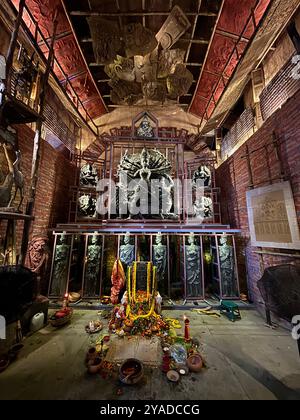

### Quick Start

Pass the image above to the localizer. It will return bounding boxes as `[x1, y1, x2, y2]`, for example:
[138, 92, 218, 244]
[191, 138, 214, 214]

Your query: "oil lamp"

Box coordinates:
[184, 315, 191, 343]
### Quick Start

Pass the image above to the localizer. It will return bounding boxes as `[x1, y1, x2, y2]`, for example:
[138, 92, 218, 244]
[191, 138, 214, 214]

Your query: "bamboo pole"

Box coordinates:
[5, 0, 26, 95]
[20, 14, 58, 264]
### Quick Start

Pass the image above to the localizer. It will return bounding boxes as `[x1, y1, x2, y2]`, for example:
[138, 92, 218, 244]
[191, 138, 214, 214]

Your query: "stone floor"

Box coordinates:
[0, 309, 300, 400]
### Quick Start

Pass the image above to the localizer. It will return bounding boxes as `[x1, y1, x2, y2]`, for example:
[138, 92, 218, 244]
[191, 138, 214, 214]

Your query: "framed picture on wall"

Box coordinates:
[246, 181, 300, 250]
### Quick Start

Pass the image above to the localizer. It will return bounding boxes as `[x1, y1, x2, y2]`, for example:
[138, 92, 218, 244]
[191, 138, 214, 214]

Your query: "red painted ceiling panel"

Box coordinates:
[254, 0, 272, 22]
[224, 40, 248, 78]
[213, 79, 226, 103]
[11, 0, 107, 121]
[12, 0, 69, 39]
[53, 34, 86, 77]
[207, 102, 215, 119]
[244, 0, 271, 38]
[190, 96, 208, 117]
[69, 75, 99, 104]
[218, 0, 258, 37]
[79, 98, 105, 120]
[190, 0, 272, 120]
[197, 72, 219, 100]
[205, 34, 236, 75]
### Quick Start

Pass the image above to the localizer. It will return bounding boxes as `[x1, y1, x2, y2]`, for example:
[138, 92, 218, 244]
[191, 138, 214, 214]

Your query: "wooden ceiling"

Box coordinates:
[63, 0, 223, 114]
[10, 0, 272, 127]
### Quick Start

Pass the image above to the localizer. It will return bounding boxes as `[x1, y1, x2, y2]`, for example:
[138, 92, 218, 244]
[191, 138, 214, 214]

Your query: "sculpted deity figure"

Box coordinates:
[219, 235, 237, 297]
[119, 232, 135, 267]
[185, 234, 202, 298]
[80, 163, 98, 187]
[50, 234, 70, 297]
[153, 233, 167, 283]
[193, 165, 212, 188]
[84, 235, 102, 297]
[118, 148, 175, 219]
[194, 196, 213, 220]
[136, 117, 154, 138]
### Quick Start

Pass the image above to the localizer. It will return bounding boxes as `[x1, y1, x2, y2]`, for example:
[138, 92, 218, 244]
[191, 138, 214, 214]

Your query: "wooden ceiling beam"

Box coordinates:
[90, 62, 203, 67]
[107, 103, 190, 108]
[69, 11, 218, 17]
[81, 37, 209, 44]
[185, 0, 202, 62]
[142, 0, 146, 27]
[115, 0, 122, 28]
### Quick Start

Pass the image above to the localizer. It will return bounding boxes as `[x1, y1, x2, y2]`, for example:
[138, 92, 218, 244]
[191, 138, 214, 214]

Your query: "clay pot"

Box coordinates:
[119, 359, 144, 385]
[187, 353, 203, 373]
[86, 347, 97, 362]
[167, 370, 180, 383]
[88, 357, 102, 374]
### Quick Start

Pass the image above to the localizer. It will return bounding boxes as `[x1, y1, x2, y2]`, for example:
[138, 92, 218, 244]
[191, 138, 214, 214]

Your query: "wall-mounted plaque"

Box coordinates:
[246, 181, 300, 250]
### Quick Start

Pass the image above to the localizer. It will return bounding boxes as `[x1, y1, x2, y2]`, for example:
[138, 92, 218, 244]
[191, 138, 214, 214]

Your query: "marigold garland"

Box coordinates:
[126, 262, 159, 321]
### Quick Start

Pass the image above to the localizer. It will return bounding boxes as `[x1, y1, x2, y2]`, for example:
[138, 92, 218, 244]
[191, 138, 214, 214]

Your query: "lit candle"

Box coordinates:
[63, 293, 69, 309]
[184, 315, 191, 343]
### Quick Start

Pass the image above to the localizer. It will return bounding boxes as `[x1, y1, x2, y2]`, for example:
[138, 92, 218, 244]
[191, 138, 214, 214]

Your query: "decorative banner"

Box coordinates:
[246, 181, 300, 249]
[156, 5, 191, 50]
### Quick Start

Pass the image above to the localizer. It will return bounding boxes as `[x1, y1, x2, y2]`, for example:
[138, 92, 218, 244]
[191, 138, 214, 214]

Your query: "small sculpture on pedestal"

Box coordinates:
[185, 233, 202, 298]
[219, 235, 237, 297]
[119, 232, 135, 268]
[193, 165, 212, 188]
[50, 234, 70, 297]
[84, 235, 102, 297]
[80, 163, 98, 187]
[193, 196, 213, 220]
[78, 194, 97, 218]
[136, 115, 154, 138]
[153, 233, 167, 283]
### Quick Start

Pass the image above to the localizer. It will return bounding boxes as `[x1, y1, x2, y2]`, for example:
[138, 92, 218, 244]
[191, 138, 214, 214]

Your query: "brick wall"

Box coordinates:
[216, 89, 300, 308]
[0, 124, 76, 260]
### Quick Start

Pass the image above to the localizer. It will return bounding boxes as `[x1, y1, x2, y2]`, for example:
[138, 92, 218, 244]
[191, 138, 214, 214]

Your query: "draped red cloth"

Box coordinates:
[110, 259, 126, 305]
